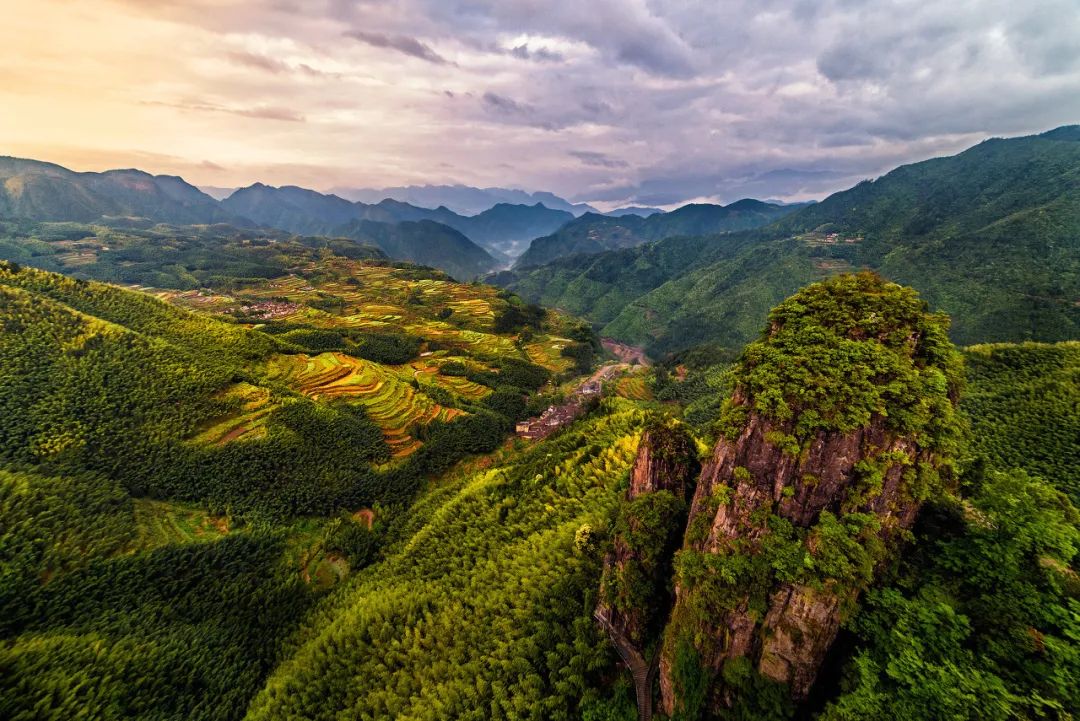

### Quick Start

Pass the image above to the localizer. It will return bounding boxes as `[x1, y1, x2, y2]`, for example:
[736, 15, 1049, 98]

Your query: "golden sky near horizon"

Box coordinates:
[3, 0, 1078, 205]
[0, 0, 481, 190]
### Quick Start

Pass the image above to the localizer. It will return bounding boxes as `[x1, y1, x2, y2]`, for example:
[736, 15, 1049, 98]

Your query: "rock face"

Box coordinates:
[629, 424, 698, 498]
[596, 422, 700, 720]
[656, 273, 963, 717]
[599, 423, 699, 644]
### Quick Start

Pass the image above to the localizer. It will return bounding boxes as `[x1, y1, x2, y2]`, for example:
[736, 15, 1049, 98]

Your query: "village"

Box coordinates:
[515, 363, 622, 441]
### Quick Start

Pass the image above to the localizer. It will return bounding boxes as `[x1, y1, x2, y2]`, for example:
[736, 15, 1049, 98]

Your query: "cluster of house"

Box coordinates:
[235, 300, 300, 320]
[820, 233, 862, 244]
[515, 380, 603, 441]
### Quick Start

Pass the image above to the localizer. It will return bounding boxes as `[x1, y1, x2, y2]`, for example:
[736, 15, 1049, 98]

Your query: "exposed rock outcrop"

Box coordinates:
[657, 273, 963, 716]
[596, 421, 700, 720]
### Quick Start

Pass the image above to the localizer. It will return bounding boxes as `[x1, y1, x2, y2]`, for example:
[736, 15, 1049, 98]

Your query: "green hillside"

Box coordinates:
[0, 157, 241, 225]
[497, 127, 1080, 357]
[247, 403, 648, 721]
[0, 219, 387, 289]
[336, 218, 498, 279]
[0, 260, 579, 518]
[2, 270, 1077, 720]
[444, 202, 573, 260]
[513, 199, 795, 269]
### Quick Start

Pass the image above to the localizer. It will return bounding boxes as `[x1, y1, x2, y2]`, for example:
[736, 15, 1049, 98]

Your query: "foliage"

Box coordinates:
[246, 402, 650, 721]
[723, 272, 963, 450]
[498, 128, 1080, 356]
[493, 297, 546, 333]
[822, 469, 1080, 720]
[961, 341, 1080, 503]
[601, 490, 687, 642]
[0, 466, 315, 721]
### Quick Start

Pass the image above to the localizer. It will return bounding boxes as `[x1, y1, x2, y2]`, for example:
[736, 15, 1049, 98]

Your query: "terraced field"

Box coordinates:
[407, 355, 492, 400]
[406, 322, 521, 357]
[151, 259, 583, 373]
[190, 382, 275, 445]
[614, 374, 653, 401]
[133, 498, 230, 549]
[151, 259, 597, 460]
[267, 352, 462, 456]
[524, 337, 575, 374]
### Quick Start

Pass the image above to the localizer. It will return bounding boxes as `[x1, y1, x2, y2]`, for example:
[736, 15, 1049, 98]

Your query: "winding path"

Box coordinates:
[594, 608, 660, 721]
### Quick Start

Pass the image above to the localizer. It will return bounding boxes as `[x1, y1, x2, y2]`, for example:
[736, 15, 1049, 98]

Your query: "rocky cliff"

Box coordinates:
[595, 421, 700, 720]
[598, 421, 700, 646]
[657, 273, 964, 717]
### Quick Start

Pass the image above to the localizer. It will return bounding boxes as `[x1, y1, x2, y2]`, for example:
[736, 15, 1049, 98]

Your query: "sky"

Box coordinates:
[2, 0, 1079, 209]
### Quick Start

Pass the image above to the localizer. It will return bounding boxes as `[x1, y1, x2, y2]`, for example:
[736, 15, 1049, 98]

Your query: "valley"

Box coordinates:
[1, 127, 1078, 721]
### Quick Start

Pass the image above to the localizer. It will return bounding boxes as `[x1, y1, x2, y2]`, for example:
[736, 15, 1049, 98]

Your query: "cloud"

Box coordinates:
[568, 150, 628, 168]
[510, 44, 564, 63]
[344, 29, 448, 64]
[226, 50, 337, 78]
[481, 91, 530, 114]
[7, 0, 1080, 205]
[146, 99, 306, 122]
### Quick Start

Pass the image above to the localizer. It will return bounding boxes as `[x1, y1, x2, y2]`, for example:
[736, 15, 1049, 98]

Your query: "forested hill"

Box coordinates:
[2, 268, 1077, 720]
[495, 125, 1080, 357]
[0, 157, 242, 225]
[0, 258, 584, 519]
[441, 202, 573, 259]
[330, 219, 497, 280]
[0, 219, 388, 289]
[513, 198, 797, 268]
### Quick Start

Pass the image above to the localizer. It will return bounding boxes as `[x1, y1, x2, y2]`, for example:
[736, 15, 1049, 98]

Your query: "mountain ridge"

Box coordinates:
[513, 198, 799, 268]
[497, 125, 1080, 355]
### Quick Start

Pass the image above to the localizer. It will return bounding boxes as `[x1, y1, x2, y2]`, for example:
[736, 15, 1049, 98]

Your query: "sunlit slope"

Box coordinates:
[247, 402, 649, 721]
[0, 261, 568, 519]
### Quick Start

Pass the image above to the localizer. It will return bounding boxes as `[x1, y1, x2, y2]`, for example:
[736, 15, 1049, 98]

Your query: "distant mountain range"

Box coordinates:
[606, 206, 664, 217]
[328, 184, 597, 216]
[513, 199, 801, 268]
[0, 160, 574, 278]
[0, 157, 242, 226]
[219, 183, 572, 265]
[493, 126, 1080, 356]
[2, 156, 803, 281]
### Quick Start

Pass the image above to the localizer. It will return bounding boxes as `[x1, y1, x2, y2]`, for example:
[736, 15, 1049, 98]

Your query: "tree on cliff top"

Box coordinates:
[722, 270, 964, 451]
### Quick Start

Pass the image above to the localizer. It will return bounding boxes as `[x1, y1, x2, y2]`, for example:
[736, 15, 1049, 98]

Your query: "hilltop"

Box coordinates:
[0, 157, 241, 225]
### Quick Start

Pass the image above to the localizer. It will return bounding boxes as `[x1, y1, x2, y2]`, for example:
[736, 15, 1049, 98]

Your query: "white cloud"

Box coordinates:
[2, 0, 1078, 205]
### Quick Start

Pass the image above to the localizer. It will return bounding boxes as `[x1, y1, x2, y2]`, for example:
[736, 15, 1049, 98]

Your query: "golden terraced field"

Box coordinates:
[266, 352, 463, 456]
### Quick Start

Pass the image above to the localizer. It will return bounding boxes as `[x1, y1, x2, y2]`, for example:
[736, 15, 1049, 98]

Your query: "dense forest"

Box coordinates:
[3, 263, 1076, 719]
[1, 127, 1078, 721]
[513, 199, 798, 269]
[496, 127, 1080, 356]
